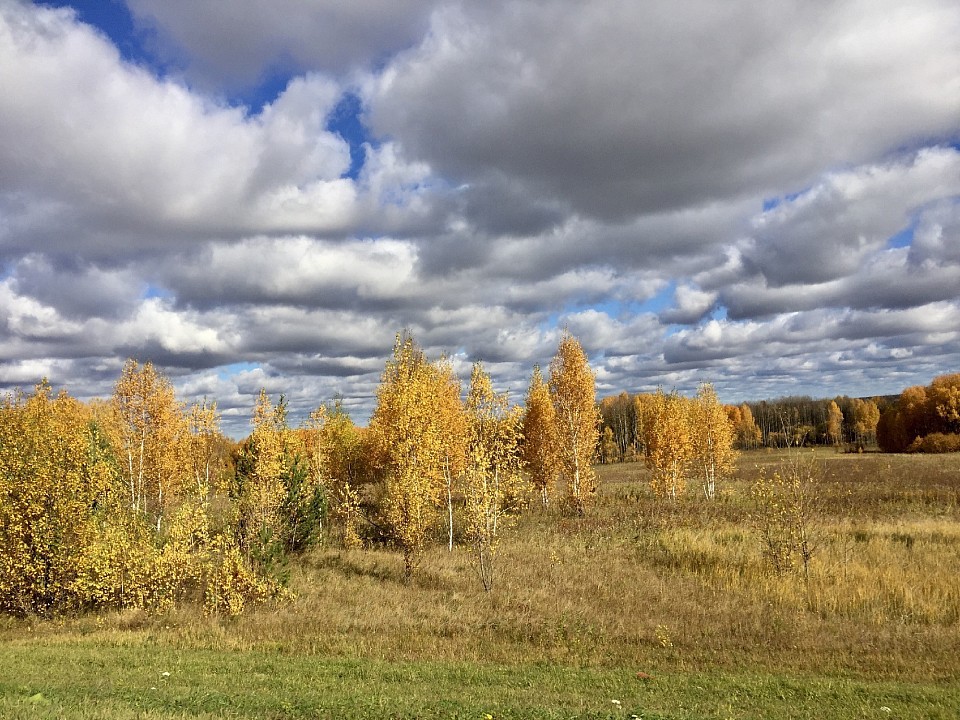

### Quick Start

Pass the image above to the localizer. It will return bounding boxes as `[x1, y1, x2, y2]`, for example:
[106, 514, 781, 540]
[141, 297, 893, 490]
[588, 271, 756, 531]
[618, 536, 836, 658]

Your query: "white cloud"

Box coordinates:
[0, 4, 367, 248]
[660, 284, 718, 324]
[0, 279, 82, 340]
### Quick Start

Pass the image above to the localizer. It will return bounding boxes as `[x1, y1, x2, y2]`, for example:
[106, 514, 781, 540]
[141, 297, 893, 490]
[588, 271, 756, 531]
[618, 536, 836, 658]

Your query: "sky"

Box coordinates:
[1, 0, 959, 437]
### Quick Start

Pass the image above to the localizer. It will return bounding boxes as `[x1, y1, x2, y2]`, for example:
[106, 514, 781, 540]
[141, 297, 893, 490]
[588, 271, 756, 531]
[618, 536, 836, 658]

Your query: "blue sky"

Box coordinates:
[2, 0, 959, 436]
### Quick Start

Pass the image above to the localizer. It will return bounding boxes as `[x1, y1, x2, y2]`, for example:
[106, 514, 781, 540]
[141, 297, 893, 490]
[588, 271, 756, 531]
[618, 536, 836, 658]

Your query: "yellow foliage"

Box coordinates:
[187, 398, 224, 499]
[1, 375, 279, 618]
[750, 454, 819, 578]
[633, 393, 658, 458]
[71, 507, 154, 610]
[690, 383, 738, 499]
[203, 538, 283, 616]
[522, 365, 558, 507]
[464, 362, 525, 591]
[305, 399, 369, 548]
[369, 333, 455, 576]
[826, 401, 844, 446]
[0, 382, 118, 614]
[112, 360, 190, 532]
[434, 357, 468, 551]
[548, 333, 600, 515]
[647, 389, 693, 500]
[850, 398, 880, 446]
[735, 402, 762, 450]
[929, 373, 960, 429]
[236, 389, 289, 560]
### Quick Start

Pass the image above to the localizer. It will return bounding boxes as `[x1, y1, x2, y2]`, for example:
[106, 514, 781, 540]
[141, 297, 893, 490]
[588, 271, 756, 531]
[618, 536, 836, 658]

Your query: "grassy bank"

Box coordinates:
[2, 450, 959, 717]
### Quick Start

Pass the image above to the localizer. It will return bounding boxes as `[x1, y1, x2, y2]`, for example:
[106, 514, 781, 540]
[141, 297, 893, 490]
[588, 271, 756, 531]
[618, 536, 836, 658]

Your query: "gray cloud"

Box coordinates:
[9, 255, 142, 320]
[124, 0, 437, 89]
[368, 0, 960, 221]
[743, 148, 960, 287]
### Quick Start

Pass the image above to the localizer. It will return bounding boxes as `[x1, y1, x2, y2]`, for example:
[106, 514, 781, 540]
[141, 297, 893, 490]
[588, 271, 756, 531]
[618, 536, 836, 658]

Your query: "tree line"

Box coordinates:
[599, 391, 885, 459]
[0, 332, 604, 614]
[2, 331, 954, 618]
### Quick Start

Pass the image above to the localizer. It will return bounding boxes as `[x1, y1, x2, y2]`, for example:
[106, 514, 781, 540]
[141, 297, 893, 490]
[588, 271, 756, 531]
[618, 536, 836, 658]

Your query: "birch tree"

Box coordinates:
[0, 383, 116, 614]
[187, 398, 222, 500]
[522, 365, 558, 507]
[690, 383, 737, 499]
[368, 333, 450, 577]
[463, 362, 524, 591]
[112, 360, 188, 532]
[633, 393, 658, 459]
[237, 389, 287, 562]
[735, 403, 762, 450]
[548, 333, 601, 515]
[826, 401, 844, 446]
[435, 357, 468, 551]
[648, 389, 692, 500]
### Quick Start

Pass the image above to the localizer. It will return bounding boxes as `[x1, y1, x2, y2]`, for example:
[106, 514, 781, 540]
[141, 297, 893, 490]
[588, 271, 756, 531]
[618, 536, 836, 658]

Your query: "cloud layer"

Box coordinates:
[2, 0, 959, 436]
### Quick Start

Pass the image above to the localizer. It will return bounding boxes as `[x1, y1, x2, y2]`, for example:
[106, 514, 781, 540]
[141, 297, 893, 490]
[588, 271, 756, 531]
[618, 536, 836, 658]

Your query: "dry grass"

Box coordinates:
[4, 450, 960, 684]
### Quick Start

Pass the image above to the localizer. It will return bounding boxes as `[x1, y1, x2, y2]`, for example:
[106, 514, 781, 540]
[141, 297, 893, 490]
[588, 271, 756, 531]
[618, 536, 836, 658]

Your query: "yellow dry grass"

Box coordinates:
[4, 449, 959, 683]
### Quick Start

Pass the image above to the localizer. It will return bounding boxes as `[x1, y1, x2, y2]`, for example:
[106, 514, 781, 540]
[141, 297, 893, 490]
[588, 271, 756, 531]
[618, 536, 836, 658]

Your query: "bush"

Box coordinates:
[750, 453, 819, 580]
[907, 432, 960, 454]
[0, 383, 284, 618]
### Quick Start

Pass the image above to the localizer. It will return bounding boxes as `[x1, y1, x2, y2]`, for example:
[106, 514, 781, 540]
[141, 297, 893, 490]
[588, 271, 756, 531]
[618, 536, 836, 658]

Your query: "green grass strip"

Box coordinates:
[1, 640, 957, 719]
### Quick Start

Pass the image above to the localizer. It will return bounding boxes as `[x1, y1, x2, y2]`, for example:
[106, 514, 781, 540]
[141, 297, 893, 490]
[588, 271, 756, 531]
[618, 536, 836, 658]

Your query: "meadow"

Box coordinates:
[2, 449, 959, 719]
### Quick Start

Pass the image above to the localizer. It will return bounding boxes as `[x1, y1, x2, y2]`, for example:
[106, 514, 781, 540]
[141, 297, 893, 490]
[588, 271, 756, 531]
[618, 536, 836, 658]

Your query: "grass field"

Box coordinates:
[2, 449, 959, 718]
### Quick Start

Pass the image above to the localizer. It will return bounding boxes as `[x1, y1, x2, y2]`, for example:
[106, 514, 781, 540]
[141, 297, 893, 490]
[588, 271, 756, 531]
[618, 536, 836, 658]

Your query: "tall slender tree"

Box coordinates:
[735, 403, 762, 449]
[112, 360, 188, 532]
[368, 333, 450, 577]
[690, 383, 737, 499]
[435, 357, 468, 551]
[826, 401, 844, 446]
[522, 365, 558, 507]
[548, 333, 601, 515]
[187, 398, 222, 500]
[463, 362, 524, 591]
[648, 389, 692, 500]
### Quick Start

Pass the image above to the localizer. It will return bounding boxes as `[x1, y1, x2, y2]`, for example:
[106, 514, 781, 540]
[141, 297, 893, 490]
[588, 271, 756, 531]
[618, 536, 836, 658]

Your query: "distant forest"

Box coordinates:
[599, 372, 960, 460]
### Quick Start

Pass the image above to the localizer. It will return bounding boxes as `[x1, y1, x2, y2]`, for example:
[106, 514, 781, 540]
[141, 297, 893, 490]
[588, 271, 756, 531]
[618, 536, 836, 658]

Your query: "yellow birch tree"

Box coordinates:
[690, 383, 737, 499]
[633, 392, 658, 459]
[435, 357, 468, 551]
[236, 389, 287, 563]
[112, 360, 188, 532]
[187, 398, 222, 500]
[736, 403, 762, 449]
[648, 389, 693, 500]
[851, 398, 880, 448]
[548, 333, 601, 515]
[0, 383, 118, 614]
[826, 400, 844, 446]
[464, 362, 524, 591]
[521, 365, 558, 507]
[368, 333, 450, 577]
[305, 399, 368, 548]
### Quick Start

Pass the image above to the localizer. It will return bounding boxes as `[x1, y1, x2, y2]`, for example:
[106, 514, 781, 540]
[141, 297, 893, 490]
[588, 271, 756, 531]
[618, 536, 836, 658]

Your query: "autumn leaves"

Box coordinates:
[641, 385, 739, 501]
[370, 332, 599, 588]
[0, 372, 278, 616]
[0, 329, 746, 615]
